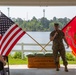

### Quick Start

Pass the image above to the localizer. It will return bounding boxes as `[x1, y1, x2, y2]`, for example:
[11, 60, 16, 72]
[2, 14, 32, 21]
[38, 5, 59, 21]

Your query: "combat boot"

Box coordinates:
[65, 65, 68, 72]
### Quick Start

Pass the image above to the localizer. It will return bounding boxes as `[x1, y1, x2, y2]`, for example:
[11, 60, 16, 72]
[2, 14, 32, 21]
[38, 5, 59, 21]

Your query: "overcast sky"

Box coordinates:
[0, 6, 76, 20]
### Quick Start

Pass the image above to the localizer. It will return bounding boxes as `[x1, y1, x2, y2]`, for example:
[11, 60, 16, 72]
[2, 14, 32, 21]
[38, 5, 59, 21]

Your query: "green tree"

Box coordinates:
[16, 18, 23, 27]
[11, 17, 70, 31]
[40, 17, 49, 30]
[49, 22, 54, 31]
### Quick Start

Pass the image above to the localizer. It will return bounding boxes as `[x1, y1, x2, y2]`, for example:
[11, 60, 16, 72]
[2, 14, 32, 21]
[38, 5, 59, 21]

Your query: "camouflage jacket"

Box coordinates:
[50, 30, 65, 50]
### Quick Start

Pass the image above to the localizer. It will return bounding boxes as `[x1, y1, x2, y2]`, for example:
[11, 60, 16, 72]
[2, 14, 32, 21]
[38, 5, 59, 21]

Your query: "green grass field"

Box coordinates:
[8, 57, 76, 65]
[60, 60, 76, 64]
[9, 58, 28, 65]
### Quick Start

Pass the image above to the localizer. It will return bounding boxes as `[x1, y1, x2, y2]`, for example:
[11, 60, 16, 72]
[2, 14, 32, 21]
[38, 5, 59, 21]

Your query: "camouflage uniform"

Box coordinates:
[50, 30, 68, 66]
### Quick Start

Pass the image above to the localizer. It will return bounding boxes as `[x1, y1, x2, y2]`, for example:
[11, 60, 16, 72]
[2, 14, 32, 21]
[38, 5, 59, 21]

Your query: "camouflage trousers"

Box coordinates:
[53, 49, 68, 66]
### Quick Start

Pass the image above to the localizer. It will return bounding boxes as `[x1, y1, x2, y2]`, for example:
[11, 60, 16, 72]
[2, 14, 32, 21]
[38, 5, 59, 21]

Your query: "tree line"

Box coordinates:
[11, 17, 70, 31]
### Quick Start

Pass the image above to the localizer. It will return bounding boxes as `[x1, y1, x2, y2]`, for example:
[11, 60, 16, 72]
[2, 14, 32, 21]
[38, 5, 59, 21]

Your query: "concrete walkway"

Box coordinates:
[9, 65, 76, 75]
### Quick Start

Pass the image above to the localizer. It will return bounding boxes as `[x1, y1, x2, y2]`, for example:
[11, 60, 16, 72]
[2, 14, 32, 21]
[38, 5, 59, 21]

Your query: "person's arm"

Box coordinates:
[63, 36, 69, 48]
[50, 32, 58, 41]
[0, 55, 6, 66]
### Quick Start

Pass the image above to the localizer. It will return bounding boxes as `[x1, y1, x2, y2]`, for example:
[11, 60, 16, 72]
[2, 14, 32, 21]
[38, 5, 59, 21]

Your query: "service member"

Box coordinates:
[50, 23, 69, 72]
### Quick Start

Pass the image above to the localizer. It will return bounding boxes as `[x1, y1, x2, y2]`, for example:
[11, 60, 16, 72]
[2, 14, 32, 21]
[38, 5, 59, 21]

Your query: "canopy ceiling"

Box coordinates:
[0, 0, 76, 6]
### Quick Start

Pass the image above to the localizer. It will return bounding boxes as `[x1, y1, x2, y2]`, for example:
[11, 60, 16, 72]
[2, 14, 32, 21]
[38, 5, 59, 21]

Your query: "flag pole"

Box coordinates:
[40, 41, 51, 52]
[26, 32, 47, 52]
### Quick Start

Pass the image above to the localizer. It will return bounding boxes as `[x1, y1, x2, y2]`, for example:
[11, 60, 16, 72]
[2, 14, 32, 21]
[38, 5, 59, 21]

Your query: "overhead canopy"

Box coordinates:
[0, 0, 76, 6]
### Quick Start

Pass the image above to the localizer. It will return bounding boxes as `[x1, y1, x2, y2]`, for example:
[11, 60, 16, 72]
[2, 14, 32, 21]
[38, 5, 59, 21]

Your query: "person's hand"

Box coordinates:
[3, 61, 6, 66]
[50, 32, 58, 41]
[54, 32, 58, 37]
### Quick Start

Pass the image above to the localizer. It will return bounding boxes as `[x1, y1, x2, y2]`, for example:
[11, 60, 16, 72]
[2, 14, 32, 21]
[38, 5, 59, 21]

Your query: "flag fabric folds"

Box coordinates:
[0, 12, 26, 56]
[62, 16, 76, 56]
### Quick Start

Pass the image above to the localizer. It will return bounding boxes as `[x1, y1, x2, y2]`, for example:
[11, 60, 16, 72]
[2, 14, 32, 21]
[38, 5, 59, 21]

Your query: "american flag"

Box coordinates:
[0, 12, 26, 56]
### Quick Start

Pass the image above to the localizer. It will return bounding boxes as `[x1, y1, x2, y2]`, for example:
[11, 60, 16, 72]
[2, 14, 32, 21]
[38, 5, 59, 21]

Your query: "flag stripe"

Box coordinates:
[1, 25, 20, 53]
[1, 27, 22, 54]
[2, 31, 25, 55]
[0, 34, 2, 40]
[1, 27, 20, 52]
[1, 24, 18, 45]
[5, 31, 25, 55]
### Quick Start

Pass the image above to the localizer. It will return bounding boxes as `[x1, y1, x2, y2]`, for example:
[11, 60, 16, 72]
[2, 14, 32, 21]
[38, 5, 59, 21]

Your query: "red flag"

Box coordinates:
[0, 12, 26, 56]
[62, 16, 76, 56]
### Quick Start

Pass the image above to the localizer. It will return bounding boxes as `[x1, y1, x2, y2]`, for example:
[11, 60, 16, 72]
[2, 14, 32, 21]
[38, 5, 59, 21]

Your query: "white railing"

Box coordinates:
[12, 43, 71, 59]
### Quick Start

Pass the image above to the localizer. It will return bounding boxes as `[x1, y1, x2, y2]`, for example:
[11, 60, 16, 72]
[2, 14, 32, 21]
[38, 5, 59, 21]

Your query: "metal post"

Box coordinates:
[43, 9, 45, 18]
[8, 7, 10, 17]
